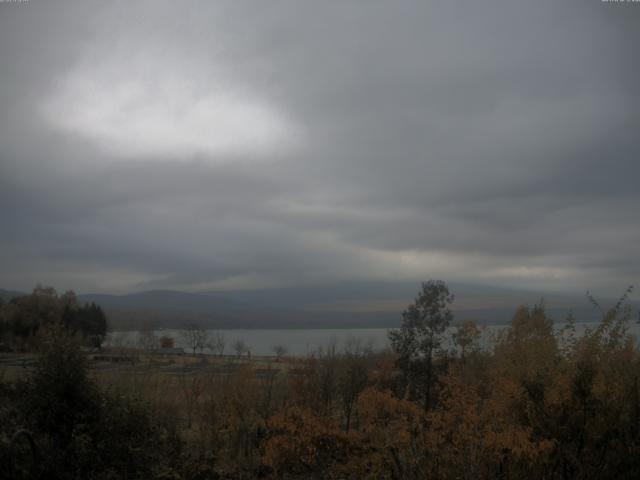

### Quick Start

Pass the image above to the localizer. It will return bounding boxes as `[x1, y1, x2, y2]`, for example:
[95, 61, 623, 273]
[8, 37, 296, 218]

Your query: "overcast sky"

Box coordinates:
[0, 0, 638, 296]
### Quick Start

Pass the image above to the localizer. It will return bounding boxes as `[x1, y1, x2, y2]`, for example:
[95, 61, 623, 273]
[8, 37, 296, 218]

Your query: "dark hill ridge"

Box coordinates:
[2, 283, 637, 330]
[79, 289, 395, 330]
[0, 289, 25, 302]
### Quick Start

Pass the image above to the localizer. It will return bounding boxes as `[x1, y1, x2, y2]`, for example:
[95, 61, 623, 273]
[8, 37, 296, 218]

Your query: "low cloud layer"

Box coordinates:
[0, 1, 638, 295]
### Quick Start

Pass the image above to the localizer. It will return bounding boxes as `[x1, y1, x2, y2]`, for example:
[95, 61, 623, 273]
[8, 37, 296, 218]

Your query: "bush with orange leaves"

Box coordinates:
[339, 387, 427, 480]
[263, 388, 428, 480]
[262, 406, 348, 479]
[425, 373, 556, 479]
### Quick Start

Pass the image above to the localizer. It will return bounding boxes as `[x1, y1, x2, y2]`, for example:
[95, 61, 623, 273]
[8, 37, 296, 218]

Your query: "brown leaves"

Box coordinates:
[263, 407, 347, 477]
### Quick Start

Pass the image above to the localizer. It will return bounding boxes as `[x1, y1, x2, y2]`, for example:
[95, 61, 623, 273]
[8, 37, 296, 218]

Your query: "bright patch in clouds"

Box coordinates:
[42, 58, 297, 161]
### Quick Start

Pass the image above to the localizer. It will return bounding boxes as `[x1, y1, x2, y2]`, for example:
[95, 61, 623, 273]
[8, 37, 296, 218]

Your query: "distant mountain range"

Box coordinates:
[1, 282, 637, 330]
[0, 289, 24, 302]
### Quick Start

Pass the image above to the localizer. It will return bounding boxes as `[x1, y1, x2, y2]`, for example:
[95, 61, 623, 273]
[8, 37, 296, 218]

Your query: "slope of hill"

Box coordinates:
[0, 288, 25, 302]
[2, 284, 637, 330]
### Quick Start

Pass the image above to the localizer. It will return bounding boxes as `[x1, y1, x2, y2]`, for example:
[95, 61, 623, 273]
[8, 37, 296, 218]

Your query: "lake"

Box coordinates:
[106, 321, 640, 356]
[108, 328, 392, 356]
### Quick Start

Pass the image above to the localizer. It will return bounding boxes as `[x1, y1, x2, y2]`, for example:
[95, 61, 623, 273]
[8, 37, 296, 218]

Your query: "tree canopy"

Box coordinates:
[388, 280, 454, 409]
[0, 286, 108, 349]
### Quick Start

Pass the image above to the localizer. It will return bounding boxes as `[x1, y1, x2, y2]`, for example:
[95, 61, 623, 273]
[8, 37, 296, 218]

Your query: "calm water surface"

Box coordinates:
[108, 322, 640, 356]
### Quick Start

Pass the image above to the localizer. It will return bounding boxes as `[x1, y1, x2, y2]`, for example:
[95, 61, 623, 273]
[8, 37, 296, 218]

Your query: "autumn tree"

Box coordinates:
[4, 286, 107, 349]
[262, 406, 347, 478]
[493, 302, 558, 382]
[452, 319, 482, 360]
[425, 372, 555, 479]
[388, 280, 454, 410]
[537, 287, 640, 478]
[8, 286, 62, 343]
[313, 341, 340, 416]
[338, 339, 370, 431]
[344, 387, 427, 478]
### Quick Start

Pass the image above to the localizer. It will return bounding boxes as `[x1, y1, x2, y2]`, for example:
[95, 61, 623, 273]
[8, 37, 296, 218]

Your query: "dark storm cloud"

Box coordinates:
[0, 0, 638, 294]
